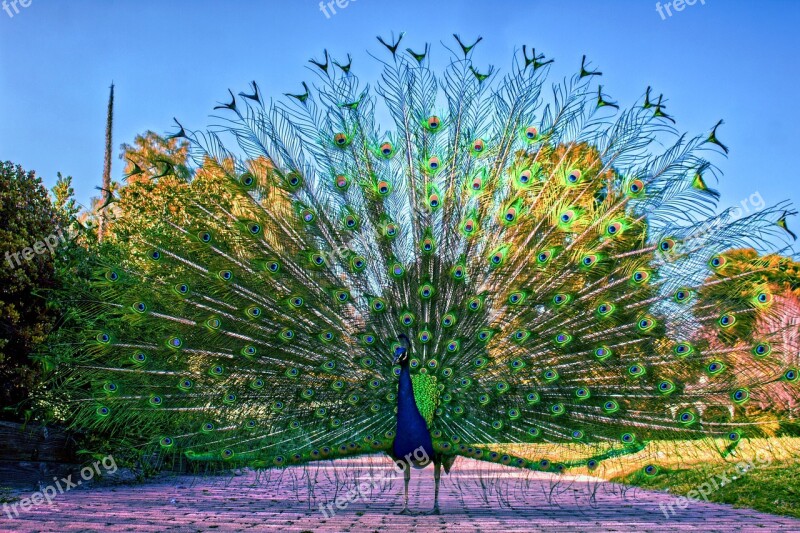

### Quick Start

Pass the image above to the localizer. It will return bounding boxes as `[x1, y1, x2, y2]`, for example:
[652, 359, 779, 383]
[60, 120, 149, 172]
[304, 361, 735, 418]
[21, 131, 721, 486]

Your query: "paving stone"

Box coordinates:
[1, 456, 797, 532]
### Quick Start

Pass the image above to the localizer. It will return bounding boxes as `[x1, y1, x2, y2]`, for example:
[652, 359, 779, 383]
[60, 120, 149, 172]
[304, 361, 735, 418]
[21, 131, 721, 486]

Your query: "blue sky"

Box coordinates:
[1, 0, 798, 223]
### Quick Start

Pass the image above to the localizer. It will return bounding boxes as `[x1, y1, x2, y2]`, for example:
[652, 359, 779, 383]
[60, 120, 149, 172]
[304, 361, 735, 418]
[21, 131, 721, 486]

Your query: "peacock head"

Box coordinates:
[393, 333, 411, 367]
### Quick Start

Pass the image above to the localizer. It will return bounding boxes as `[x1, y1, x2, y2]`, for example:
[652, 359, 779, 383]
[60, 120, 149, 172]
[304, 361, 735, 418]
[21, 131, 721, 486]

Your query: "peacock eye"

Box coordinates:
[249, 224, 261, 234]
[334, 133, 348, 146]
[525, 126, 538, 139]
[472, 139, 485, 153]
[427, 116, 441, 130]
[240, 173, 255, 187]
[567, 170, 581, 183]
[560, 210, 575, 224]
[628, 179, 644, 195]
[710, 255, 727, 268]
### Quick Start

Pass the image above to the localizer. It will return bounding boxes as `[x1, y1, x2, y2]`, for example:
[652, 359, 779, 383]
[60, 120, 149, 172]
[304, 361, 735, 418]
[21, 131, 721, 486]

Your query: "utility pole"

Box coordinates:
[97, 82, 114, 242]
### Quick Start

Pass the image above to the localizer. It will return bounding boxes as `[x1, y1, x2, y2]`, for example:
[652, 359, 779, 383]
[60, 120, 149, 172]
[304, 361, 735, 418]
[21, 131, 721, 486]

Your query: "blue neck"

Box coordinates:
[393, 364, 433, 460]
[397, 365, 422, 420]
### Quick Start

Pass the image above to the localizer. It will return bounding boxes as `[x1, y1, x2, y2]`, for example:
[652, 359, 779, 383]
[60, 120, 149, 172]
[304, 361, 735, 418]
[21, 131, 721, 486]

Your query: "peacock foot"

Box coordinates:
[422, 506, 441, 515]
[395, 507, 414, 515]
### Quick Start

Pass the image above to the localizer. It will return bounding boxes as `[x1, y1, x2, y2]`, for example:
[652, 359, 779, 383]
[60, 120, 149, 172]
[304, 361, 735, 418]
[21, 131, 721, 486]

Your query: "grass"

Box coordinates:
[0, 487, 19, 504]
[613, 460, 800, 519]
[495, 437, 800, 518]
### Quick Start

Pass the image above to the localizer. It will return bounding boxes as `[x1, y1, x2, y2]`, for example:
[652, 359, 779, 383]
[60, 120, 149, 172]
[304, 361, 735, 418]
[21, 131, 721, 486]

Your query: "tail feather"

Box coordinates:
[49, 37, 798, 474]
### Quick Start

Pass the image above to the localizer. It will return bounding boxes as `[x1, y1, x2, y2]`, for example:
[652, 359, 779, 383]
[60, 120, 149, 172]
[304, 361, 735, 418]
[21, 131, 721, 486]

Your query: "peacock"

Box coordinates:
[50, 34, 799, 515]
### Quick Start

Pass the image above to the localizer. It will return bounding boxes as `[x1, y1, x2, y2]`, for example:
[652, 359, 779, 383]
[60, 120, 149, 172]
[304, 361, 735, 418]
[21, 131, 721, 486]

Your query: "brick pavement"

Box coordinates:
[2, 456, 798, 532]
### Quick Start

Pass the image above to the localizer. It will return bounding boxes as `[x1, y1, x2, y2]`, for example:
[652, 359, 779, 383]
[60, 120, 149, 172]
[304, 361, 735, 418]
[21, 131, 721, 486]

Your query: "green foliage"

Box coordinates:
[0, 162, 67, 417]
[616, 461, 800, 519]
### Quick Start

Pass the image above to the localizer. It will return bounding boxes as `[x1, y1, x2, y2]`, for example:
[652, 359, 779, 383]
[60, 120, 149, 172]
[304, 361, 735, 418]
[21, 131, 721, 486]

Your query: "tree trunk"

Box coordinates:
[97, 83, 114, 242]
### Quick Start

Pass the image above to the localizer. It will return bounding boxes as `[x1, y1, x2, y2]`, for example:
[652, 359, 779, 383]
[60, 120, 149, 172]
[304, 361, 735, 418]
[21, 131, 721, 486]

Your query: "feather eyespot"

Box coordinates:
[335, 174, 349, 189]
[595, 346, 612, 359]
[471, 139, 485, 154]
[333, 133, 349, 146]
[674, 342, 693, 356]
[384, 223, 398, 237]
[426, 116, 441, 130]
[658, 380, 676, 394]
[567, 170, 581, 184]
[674, 289, 691, 303]
[628, 179, 645, 195]
[732, 388, 749, 403]
[537, 250, 552, 264]
[659, 238, 675, 252]
[240, 173, 255, 187]
[709, 254, 727, 269]
[300, 209, 315, 223]
[752, 342, 771, 357]
[525, 126, 538, 140]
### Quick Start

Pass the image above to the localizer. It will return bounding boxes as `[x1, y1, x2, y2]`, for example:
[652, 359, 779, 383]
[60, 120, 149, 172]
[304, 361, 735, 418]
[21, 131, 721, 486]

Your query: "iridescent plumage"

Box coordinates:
[53, 35, 798, 511]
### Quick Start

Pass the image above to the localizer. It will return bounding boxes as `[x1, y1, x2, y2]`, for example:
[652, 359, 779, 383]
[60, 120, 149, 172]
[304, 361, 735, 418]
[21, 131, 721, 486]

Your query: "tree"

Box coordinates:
[97, 83, 115, 243]
[0, 162, 68, 417]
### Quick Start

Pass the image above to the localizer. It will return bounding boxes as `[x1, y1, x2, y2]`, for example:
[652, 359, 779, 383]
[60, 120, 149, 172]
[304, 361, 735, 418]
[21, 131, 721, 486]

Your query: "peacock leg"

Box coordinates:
[432, 459, 442, 514]
[396, 463, 413, 514]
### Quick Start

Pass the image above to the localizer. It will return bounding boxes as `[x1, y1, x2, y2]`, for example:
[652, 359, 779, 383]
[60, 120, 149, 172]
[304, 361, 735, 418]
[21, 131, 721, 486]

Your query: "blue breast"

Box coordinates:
[392, 365, 434, 465]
